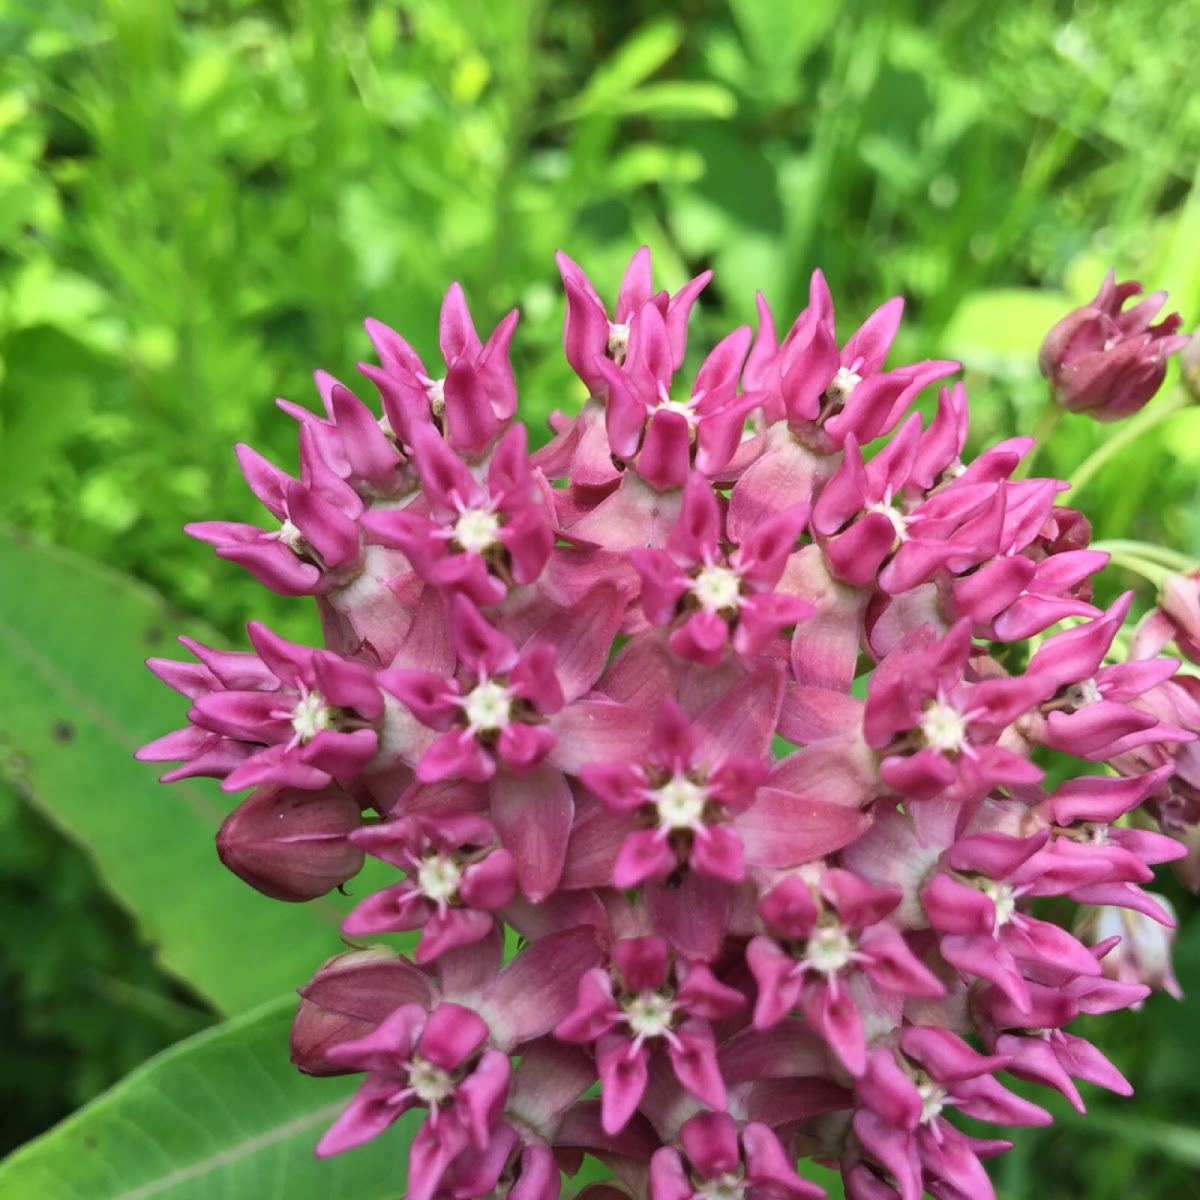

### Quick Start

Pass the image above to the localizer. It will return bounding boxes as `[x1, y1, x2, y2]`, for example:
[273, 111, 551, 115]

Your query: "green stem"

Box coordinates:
[1063, 387, 1191, 499]
[1013, 394, 1062, 480]
[1100, 549, 1175, 589]
[1092, 539, 1198, 573]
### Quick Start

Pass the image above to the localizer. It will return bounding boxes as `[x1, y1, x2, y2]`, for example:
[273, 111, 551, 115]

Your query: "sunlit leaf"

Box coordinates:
[0, 994, 417, 1199]
[0, 528, 357, 1015]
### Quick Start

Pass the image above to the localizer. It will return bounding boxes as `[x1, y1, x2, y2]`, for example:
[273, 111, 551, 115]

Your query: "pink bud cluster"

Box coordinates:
[139, 251, 1194, 1200]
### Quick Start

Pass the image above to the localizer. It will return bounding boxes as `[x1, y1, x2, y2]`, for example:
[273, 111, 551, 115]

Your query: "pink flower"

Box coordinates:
[342, 811, 516, 962]
[1039, 272, 1189, 420]
[316, 1000, 511, 1194]
[633, 474, 813, 664]
[863, 621, 1047, 804]
[363, 423, 553, 606]
[579, 698, 767, 889]
[557, 247, 711, 396]
[555, 935, 742, 1132]
[650, 1113, 824, 1200]
[186, 428, 364, 596]
[747, 869, 943, 1074]
[381, 597, 563, 783]
[138, 251, 1191, 1193]
[358, 283, 520, 457]
[137, 623, 383, 791]
[848, 1028, 1050, 1200]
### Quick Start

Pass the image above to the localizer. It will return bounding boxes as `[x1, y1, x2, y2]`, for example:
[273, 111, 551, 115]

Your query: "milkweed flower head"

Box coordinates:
[139, 251, 1194, 1200]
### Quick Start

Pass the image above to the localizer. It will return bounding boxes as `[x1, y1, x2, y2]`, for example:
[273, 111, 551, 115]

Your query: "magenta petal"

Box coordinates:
[482, 921, 604, 1046]
[341, 882, 427, 935]
[579, 761, 648, 812]
[490, 764, 573, 901]
[613, 829, 674, 888]
[649, 1148, 694, 1200]
[407, 1115, 472, 1200]
[632, 549, 691, 625]
[315, 1076, 412, 1157]
[746, 936, 802, 1028]
[377, 669, 460, 728]
[669, 611, 729, 665]
[460, 849, 518, 910]
[668, 1021, 727, 1109]
[637, 409, 692, 490]
[739, 788, 870, 867]
[456, 1048, 512, 1148]
[497, 722, 557, 771]
[419, 730, 495, 783]
[859, 924, 944, 998]
[554, 967, 621, 1043]
[596, 1035, 649, 1134]
[679, 1112, 740, 1177]
[416, 908, 496, 963]
[692, 825, 745, 882]
[803, 979, 866, 1076]
[742, 1121, 826, 1200]
[668, 473, 722, 563]
[644, 871, 731, 961]
[302, 727, 378, 778]
[418, 1003, 490, 1069]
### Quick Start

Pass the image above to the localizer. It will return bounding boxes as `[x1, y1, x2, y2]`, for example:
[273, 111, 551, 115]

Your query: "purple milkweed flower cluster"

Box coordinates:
[138, 252, 1195, 1200]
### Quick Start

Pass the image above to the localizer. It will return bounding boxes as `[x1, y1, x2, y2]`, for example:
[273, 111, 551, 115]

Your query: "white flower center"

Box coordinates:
[463, 679, 512, 732]
[454, 507, 501, 554]
[982, 879, 1017, 927]
[917, 1079, 947, 1124]
[826, 365, 863, 405]
[622, 990, 676, 1039]
[278, 518, 305, 551]
[1067, 677, 1104, 708]
[406, 1055, 456, 1105]
[919, 701, 969, 755]
[607, 321, 630, 362]
[692, 564, 742, 613]
[697, 1172, 747, 1200]
[659, 396, 697, 423]
[291, 691, 335, 742]
[417, 852, 463, 904]
[805, 923, 856, 976]
[654, 775, 708, 831]
[420, 375, 446, 418]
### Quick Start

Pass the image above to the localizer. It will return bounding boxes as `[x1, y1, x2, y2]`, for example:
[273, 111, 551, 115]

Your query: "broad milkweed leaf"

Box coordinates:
[0, 994, 418, 1199]
[0, 527, 358, 1015]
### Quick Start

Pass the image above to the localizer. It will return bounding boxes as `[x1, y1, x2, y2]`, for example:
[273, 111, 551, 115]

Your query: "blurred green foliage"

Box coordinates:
[1, 0, 1199, 1192]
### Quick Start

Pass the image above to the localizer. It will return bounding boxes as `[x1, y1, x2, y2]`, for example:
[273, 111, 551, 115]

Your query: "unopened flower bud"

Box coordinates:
[1038, 272, 1189, 421]
[1076, 898, 1183, 1005]
[1182, 331, 1200, 403]
[216, 782, 364, 902]
[290, 945, 427, 1075]
[1171, 821, 1200, 893]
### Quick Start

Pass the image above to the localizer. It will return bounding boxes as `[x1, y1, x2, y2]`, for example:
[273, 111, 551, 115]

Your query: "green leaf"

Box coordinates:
[0, 994, 417, 1199]
[0, 528, 353, 1015]
[727, 0, 839, 99]
[941, 288, 1073, 366]
[604, 81, 737, 122]
[0, 329, 102, 512]
[555, 17, 683, 120]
